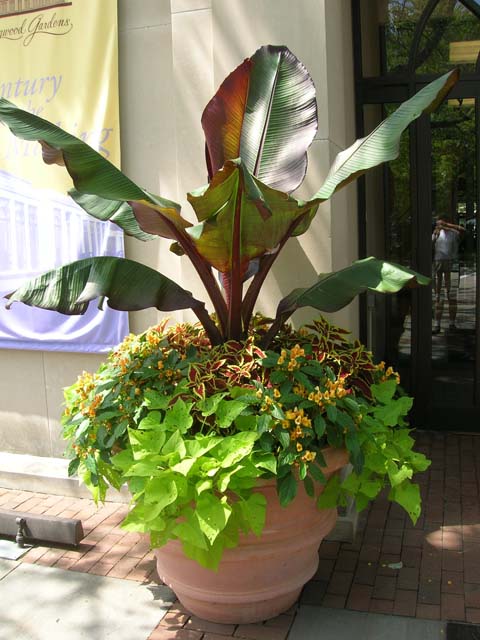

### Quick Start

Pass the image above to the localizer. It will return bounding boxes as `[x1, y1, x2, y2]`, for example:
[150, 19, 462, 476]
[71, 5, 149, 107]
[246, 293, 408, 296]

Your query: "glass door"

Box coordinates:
[425, 99, 479, 427]
[354, 0, 480, 429]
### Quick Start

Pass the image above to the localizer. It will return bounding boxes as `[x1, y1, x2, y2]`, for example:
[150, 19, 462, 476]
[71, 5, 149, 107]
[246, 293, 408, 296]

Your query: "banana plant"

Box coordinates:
[0, 45, 458, 347]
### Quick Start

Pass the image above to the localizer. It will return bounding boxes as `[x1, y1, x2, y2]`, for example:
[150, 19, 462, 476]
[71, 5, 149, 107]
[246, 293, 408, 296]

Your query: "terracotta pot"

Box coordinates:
[154, 447, 348, 624]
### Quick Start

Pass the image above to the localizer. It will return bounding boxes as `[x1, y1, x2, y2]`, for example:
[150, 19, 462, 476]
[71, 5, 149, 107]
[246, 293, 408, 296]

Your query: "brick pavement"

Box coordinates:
[1, 431, 479, 638]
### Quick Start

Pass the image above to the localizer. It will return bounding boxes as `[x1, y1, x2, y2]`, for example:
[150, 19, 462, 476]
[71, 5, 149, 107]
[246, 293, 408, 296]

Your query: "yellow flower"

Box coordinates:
[273, 388, 281, 399]
[291, 344, 305, 359]
[296, 442, 303, 452]
[302, 450, 316, 462]
[293, 384, 307, 397]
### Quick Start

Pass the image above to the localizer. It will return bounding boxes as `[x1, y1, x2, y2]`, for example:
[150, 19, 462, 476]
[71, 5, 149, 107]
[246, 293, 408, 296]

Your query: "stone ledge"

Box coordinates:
[0, 452, 129, 503]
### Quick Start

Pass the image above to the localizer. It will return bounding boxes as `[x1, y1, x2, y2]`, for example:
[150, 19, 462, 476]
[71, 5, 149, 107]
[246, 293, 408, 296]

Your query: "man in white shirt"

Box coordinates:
[432, 215, 464, 334]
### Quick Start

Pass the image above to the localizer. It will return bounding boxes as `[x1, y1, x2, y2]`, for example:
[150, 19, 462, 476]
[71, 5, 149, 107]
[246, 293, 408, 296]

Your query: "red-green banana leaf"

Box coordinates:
[309, 69, 458, 203]
[187, 159, 318, 274]
[276, 258, 429, 321]
[0, 98, 189, 240]
[202, 45, 317, 193]
[5, 257, 203, 314]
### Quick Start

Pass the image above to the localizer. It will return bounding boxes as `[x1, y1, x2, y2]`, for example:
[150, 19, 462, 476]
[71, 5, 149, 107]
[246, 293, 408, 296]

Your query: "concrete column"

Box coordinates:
[118, 0, 183, 331]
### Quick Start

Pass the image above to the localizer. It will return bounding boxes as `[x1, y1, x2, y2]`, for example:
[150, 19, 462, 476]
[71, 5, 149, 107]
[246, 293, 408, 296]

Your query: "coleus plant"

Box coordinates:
[61, 316, 428, 569]
[0, 45, 458, 346]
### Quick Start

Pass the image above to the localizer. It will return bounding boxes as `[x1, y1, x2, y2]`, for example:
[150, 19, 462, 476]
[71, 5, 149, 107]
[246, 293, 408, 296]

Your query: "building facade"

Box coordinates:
[6, 0, 478, 458]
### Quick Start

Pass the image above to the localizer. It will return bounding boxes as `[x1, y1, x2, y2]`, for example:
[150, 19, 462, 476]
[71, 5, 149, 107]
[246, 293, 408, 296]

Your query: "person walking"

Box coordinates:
[432, 215, 464, 334]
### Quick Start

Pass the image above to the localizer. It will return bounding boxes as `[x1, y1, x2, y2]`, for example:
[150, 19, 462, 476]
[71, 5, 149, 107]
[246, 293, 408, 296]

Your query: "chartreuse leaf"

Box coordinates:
[110, 448, 135, 472]
[252, 451, 277, 474]
[138, 412, 163, 430]
[217, 465, 243, 492]
[196, 393, 227, 417]
[185, 435, 222, 459]
[360, 479, 383, 499]
[123, 457, 163, 477]
[145, 475, 188, 521]
[317, 475, 342, 509]
[6, 257, 203, 315]
[171, 458, 196, 476]
[196, 478, 213, 495]
[234, 414, 258, 432]
[238, 493, 267, 536]
[195, 494, 232, 544]
[215, 399, 248, 428]
[182, 536, 224, 571]
[121, 504, 149, 533]
[173, 507, 208, 550]
[202, 44, 317, 193]
[374, 396, 413, 427]
[128, 427, 165, 459]
[355, 493, 371, 512]
[311, 69, 458, 201]
[389, 481, 422, 524]
[163, 430, 186, 457]
[275, 258, 430, 321]
[212, 431, 258, 468]
[409, 451, 431, 472]
[387, 460, 413, 487]
[144, 392, 170, 411]
[393, 429, 415, 449]
[164, 399, 193, 433]
[371, 380, 397, 404]
[341, 473, 361, 493]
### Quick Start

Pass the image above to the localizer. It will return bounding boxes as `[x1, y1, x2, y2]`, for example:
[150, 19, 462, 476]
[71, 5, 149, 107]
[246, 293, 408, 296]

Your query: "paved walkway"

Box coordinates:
[0, 431, 479, 639]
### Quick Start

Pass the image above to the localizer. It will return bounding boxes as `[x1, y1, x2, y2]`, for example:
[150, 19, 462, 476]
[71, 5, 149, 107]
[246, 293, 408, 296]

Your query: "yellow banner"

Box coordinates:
[0, 0, 120, 190]
[0, 0, 127, 352]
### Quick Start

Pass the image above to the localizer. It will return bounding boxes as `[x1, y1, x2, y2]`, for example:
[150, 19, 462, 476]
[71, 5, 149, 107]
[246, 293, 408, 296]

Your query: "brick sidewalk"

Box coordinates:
[1, 431, 479, 638]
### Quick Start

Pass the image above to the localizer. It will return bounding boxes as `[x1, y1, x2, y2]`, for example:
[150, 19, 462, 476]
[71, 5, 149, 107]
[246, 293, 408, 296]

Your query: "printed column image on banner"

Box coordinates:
[0, 0, 129, 352]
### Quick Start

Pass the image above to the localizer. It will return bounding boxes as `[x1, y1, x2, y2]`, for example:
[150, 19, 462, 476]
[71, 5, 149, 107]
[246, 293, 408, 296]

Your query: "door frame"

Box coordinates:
[352, 0, 480, 428]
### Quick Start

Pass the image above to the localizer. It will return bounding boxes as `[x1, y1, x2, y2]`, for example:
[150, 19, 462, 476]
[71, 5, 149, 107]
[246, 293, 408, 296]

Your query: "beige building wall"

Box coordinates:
[0, 0, 358, 458]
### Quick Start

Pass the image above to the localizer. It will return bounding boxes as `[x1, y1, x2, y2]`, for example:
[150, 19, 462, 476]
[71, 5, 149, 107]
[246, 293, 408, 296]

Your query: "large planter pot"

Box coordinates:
[154, 447, 348, 624]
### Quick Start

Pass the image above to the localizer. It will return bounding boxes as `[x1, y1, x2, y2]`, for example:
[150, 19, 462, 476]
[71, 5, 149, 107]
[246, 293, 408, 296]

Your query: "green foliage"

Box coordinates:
[63, 315, 430, 570]
[1, 43, 439, 571]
